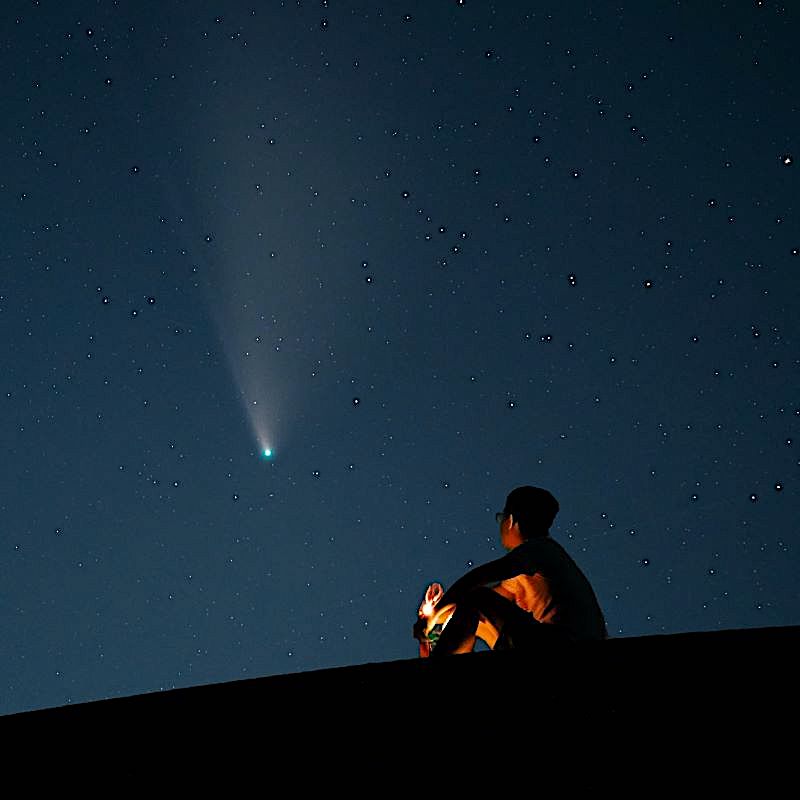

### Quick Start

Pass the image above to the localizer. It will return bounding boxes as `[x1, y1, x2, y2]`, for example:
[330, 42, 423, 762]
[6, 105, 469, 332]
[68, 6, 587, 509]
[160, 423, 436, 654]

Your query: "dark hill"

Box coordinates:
[5, 626, 798, 768]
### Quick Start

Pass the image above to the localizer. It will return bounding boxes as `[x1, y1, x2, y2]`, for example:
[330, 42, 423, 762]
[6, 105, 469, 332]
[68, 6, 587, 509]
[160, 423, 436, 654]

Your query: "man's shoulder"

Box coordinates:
[516, 535, 556, 550]
[510, 537, 547, 561]
[514, 536, 566, 560]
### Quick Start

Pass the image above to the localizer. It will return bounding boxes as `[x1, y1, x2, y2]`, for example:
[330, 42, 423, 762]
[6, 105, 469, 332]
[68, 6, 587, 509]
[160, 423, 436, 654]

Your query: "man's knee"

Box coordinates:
[461, 586, 505, 608]
[459, 587, 518, 628]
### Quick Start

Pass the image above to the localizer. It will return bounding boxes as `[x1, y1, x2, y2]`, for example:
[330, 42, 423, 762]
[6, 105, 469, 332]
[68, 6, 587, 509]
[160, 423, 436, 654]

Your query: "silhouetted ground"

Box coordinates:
[5, 626, 798, 771]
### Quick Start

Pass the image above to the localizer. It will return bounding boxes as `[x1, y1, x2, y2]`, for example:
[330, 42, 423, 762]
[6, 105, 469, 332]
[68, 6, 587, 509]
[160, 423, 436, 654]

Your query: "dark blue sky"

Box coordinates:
[2, 1, 797, 715]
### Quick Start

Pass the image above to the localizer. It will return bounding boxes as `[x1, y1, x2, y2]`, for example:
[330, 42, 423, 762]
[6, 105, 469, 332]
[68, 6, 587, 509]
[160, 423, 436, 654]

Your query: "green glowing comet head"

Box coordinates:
[261, 447, 273, 460]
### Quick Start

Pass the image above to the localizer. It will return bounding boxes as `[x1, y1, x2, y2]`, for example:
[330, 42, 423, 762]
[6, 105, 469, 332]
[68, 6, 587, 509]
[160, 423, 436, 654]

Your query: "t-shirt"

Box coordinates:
[488, 537, 608, 641]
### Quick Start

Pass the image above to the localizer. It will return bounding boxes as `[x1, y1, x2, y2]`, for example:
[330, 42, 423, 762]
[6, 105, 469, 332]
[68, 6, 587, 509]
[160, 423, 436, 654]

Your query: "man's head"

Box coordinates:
[499, 486, 559, 543]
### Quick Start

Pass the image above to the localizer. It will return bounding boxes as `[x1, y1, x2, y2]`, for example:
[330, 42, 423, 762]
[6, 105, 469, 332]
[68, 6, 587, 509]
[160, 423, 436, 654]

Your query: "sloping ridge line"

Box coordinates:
[7, 625, 799, 730]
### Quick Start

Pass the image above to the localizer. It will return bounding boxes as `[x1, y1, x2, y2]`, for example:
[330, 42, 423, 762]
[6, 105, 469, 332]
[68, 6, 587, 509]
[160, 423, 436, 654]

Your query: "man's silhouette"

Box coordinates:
[415, 486, 607, 655]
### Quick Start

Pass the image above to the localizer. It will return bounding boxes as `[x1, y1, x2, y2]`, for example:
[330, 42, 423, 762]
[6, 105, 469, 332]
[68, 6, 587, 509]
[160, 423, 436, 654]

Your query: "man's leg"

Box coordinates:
[431, 587, 521, 656]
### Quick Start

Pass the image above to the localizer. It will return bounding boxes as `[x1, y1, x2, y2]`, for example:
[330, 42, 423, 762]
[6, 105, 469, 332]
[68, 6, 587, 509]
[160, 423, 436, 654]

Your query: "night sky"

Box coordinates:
[3, 1, 798, 715]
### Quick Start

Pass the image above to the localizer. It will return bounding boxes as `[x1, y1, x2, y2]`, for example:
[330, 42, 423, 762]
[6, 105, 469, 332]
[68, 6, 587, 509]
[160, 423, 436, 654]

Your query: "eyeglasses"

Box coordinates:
[495, 512, 508, 524]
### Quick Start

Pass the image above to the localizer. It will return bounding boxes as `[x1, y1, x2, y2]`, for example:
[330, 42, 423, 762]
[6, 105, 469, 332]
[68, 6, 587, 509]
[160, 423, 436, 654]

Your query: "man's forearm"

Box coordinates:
[438, 557, 511, 607]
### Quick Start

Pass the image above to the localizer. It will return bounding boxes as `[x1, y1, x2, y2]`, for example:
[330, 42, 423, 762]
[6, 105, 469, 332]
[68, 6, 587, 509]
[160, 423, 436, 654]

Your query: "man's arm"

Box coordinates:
[437, 550, 525, 609]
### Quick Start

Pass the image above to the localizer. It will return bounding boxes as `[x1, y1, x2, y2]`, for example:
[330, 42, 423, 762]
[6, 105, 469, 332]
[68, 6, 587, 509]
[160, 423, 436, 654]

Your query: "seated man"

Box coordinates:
[415, 486, 608, 655]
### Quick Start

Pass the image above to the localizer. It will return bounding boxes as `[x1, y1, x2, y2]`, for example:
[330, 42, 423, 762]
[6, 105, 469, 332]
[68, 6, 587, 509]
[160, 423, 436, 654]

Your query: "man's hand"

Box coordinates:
[414, 617, 433, 658]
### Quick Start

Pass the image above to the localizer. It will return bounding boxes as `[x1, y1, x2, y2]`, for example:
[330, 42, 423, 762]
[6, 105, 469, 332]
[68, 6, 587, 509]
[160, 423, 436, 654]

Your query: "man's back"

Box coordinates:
[496, 537, 608, 641]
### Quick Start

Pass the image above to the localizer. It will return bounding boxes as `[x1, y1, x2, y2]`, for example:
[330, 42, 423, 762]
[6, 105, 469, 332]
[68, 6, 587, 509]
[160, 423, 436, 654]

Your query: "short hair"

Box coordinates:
[503, 486, 559, 538]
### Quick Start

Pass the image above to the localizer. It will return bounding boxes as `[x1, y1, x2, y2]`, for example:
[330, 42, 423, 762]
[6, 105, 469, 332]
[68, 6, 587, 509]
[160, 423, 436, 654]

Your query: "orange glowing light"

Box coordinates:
[419, 582, 444, 619]
[418, 581, 455, 636]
